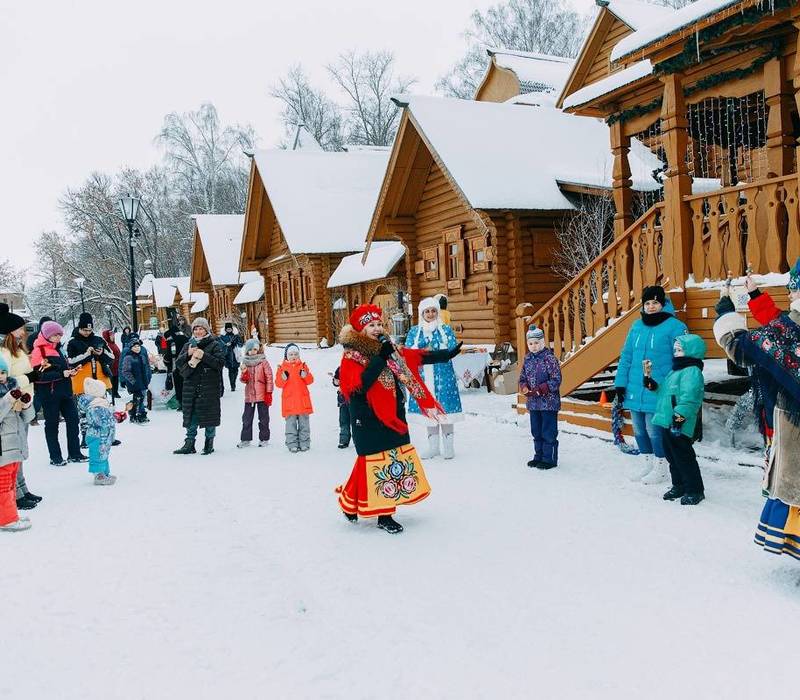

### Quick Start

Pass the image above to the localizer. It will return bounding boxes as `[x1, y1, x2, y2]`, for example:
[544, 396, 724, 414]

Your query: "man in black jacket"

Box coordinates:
[219, 322, 243, 392]
[173, 317, 225, 456]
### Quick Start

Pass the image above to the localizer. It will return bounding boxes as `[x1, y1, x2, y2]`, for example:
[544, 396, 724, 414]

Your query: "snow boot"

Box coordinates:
[628, 454, 654, 482]
[641, 457, 669, 485]
[1, 519, 32, 532]
[68, 454, 88, 463]
[338, 441, 350, 449]
[173, 439, 196, 455]
[112, 439, 122, 446]
[537, 461, 558, 470]
[201, 437, 215, 455]
[441, 427, 455, 459]
[93, 474, 117, 486]
[662, 486, 684, 501]
[343, 512, 358, 523]
[527, 459, 540, 468]
[377, 515, 403, 534]
[258, 440, 269, 447]
[680, 492, 705, 506]
[24, 492, 42, 504]
[237, 441, 251, 448]
[50, 458, 67, 467]
[419, 427, 440, 459]
[16, 497, 37, 511]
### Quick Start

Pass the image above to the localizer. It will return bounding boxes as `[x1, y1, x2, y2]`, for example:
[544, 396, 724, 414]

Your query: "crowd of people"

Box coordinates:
[2, 277, 799, 553]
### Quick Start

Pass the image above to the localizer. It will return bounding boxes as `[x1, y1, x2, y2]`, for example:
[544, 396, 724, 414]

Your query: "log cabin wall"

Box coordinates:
[264, 256, 320, 344]
[584, 17, 631, 88]
[411, 161, 497, 343]
[518, 215, 566, 310]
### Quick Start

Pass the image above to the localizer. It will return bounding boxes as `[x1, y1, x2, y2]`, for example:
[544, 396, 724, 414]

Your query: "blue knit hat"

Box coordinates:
[526, 325, 544, 340]
[788, 258, 800, 291]
[244, 339, 260, 354]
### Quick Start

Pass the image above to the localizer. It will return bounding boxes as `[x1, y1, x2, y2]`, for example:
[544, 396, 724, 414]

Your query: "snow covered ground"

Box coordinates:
[3, 344, 799, 699]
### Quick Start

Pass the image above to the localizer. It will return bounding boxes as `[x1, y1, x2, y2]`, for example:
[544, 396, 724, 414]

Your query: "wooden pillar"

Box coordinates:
[659, 73, 693, 287]
[793, 23, 800, 181]
[262, 272, 275, 344]
[765, 55, 794, 178]
[610, 120, 633, 239]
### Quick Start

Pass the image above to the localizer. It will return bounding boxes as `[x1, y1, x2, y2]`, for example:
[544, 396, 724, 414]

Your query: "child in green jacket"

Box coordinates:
[643, 333, 706, 505]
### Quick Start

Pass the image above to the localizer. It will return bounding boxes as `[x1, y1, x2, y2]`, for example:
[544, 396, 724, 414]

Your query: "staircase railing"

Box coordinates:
[686, 173, 800, 280]
[516, 202, 665, 362]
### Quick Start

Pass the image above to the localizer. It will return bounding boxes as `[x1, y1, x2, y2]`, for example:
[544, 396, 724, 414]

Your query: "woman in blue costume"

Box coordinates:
[405, 297, 462, 460]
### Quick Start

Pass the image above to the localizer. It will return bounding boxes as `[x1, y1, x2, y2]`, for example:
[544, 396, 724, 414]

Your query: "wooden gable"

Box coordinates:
[188, 222, 213, 293]
[558, 9, 633, 108]
[239, 159, 285, 272]
[474, 56, 521, 103]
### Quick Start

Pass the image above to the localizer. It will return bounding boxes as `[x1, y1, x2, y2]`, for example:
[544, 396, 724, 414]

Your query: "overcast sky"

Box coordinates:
[0, 0, 595, 271]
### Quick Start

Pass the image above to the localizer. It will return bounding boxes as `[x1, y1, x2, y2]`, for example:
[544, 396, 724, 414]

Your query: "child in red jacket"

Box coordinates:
[275, 343, 314, 452]
[237, 339, 274, 448]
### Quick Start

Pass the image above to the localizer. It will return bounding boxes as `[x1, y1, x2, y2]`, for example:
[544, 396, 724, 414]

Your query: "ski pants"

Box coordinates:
[529, 410, 559, 465]
[285, 414, 310, 451]
[0, 462, 20, 526]
[241, 402, 270, 443]
[338, 403, 351, 446]
[662, 431, 704, 495]
[42, 394, 81, 462]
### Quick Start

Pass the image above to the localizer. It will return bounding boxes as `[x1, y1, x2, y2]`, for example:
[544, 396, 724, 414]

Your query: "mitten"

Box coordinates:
[9, 388, 22, 400]
[536, 383, 549, 396]
[114, 411, 127, 424]
[714, 296, 735, 317]
[643, 376, 658, 391]
[671, 413, 685, 436]
[300, 368, 307, 378]
[240, 368, 250, 382]
[447, 342, 464, 359]
[20, 392, 31, 404]
[282, 370, 289, 381]
[615, 386, 626, 403]
[379, 341, 394, 360]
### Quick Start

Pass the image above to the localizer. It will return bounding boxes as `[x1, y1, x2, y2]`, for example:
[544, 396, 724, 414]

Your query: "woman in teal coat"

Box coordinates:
[645, 333, 706, 505]
[614, 286, 687, 483]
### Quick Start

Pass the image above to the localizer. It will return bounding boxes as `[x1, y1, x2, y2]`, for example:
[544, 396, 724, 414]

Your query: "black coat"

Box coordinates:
[219, 331, 243, 370]
[176, 335, 225, 428]
[33, 344, 74, 400]
[66, 330, 114, 379]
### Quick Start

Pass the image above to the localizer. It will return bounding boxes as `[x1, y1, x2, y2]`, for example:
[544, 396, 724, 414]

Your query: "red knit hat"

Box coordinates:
[349, 304, 383, 332]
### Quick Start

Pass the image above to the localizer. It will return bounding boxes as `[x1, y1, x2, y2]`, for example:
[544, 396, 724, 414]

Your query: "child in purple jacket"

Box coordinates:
[519, 325, 562, 469]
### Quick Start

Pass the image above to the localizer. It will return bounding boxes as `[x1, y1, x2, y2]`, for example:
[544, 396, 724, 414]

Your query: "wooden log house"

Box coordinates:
[512, 0, 800, 432]
[363, 93, 662, 345]
[189, 214, 260, 333]
[134, 274, 208, 330]
[237, 148, 390, 345]
[474, 49, 574, 103]
[232, 275, 268, 341]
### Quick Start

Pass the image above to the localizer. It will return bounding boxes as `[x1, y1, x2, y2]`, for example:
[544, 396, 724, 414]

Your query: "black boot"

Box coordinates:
[68, 453, 89, 463]
[201, 437, 215, 455]
[527, 459, 539, 468]
[680, 492, 705, 506]
[173, 439, 196, 455]
[343, 512, 358, 523]
[112, 439, 122, 446]
[16, 497, 37, 510]
[377, 515, 403, 534]
[663, 486, 684, 501]
[338, 441, 350, 449]
[24, 492, 43, 504]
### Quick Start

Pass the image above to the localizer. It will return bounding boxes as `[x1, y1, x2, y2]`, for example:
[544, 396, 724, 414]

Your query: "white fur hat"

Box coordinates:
[83, 377, 107, 399]
[418, 297, 439, 319]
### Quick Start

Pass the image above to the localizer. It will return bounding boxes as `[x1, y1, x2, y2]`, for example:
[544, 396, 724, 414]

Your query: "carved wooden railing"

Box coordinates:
[515, 202, 665, 364]
[686, 174, 800, 280]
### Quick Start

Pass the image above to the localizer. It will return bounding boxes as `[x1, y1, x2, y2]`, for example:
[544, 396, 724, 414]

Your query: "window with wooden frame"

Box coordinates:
[303, 272, 313, 308]
[280, 275, 290, 310]
[420, 247, 439, 280]
[270, 280, 279, 309]
[291, 274, 302, 310]
[468, 234, 493, 273]
[442, 225, 466, 292]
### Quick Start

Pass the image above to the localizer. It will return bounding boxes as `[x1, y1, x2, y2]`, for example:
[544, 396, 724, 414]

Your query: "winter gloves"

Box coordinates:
[281, 370, 290, 381]
[9, 388, 31, 404]
[671, 413, 685, 436]
[615, 386, 626, 403]
[531, 383, 549, 397]
[448, 342, 464, 359]
[379, 340, 395, 360]
[643, 376, 658, 391]
[714, 296, 735, 317]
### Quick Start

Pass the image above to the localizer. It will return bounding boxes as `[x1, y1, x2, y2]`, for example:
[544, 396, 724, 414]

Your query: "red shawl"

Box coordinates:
[338, 326, 443, 434]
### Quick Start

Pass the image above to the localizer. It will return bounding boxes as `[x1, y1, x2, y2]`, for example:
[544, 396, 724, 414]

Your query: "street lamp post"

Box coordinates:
[118, 195, 141, 332]
[74, 277, 86, 313]
[104, 304, 113, 330]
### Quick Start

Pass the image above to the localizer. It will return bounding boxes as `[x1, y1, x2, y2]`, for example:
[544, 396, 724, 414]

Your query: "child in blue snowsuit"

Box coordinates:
[79, 378, 117, 485]
[519, 325, 562, 469]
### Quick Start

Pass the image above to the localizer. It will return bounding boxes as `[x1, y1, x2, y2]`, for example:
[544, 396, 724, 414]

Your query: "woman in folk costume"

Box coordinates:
[713, 260, 800, 560]
[337, 304, 462, 534]
[404, 297, 463, 459]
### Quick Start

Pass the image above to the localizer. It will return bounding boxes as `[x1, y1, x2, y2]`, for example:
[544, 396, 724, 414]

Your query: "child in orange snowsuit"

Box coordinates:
[275, 343, 314, 452]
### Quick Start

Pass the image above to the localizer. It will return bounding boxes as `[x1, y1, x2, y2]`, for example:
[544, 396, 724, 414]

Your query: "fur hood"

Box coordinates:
[339, 324, 382, 356]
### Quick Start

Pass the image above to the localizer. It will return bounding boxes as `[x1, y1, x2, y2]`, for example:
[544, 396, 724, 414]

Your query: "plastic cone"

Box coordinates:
[599, 390, 611, 407]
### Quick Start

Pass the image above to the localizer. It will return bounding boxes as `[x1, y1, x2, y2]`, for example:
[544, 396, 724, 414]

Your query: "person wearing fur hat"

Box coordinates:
[614, 285, 687, 484]
[519, 325, 562, 469]
[0, 303, 42, 509]
[237, 339, 274, 448]
[30, 320, 86, 466]
[404, 297, 463, 459]
[120, 336, 152, 423]
[0, 355, 36, 531]
[336, 304, 462, 534]
[275, 343, 314, 452]
[78, 378, 118, 485]
[219, 322, 244, 393]
[714, 260, 800, 558]
[173, 317, 226, 456]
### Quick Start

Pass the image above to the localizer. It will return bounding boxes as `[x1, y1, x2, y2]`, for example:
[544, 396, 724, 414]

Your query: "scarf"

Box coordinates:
[90, 396, 111, 410]
[242, 352, 265, 367]
[339, 328, 444, 434]
[641, 311, 672, 327]
[740, 312, 800, 426]
[672, 356, 704, 371]
[418, 318, 441, 343]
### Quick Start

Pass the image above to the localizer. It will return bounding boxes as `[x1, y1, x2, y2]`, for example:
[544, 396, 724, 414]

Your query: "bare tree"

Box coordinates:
[553, 193, 614, 281]
[327, 50, 417, 147]
[270, 66, 345, 151]
[436, 0, 589, 98]
[156, 102, 255, 216]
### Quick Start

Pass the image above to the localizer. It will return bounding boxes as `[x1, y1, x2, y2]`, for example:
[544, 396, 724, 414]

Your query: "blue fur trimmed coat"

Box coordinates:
[405, 323, 463, 419]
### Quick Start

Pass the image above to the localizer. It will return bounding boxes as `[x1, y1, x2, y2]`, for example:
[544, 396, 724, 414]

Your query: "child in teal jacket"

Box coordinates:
[644, 333, 706, 505]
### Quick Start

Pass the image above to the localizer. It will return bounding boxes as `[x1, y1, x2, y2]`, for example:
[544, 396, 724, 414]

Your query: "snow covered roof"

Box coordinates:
[190, 292, 209, 314]
[327, 242, 406, 288]
[487, 49, 574, 95]
[151, 277, 191, 308]
[562, 59, 653, 109]
[253, 149, 390, 254]
[233, 276, 265, 304]
[397, 95, 662, 211]
[194, 214, 246, 286]
[292, 125, 322, 151]
[611, 0, 742, 63]
[135, 273, 155, 297]
[603, 0, 673, 30]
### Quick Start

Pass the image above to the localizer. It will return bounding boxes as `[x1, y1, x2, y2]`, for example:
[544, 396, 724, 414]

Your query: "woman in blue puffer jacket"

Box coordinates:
[614, 286, 687, 484]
